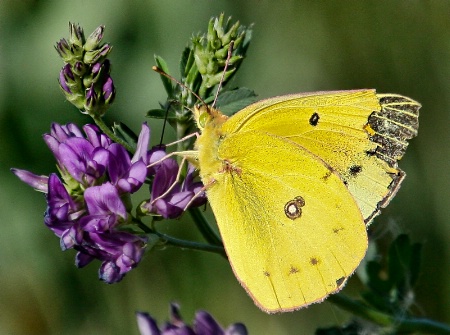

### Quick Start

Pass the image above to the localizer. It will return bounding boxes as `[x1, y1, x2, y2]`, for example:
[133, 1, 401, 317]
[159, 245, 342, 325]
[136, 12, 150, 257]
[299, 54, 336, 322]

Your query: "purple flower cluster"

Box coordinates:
[136, 304, 248, 335]
[12, 123, 206, 283]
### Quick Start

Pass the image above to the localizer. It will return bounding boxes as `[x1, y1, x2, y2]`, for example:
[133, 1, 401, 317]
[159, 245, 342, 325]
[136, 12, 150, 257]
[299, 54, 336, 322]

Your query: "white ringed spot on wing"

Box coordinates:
[284, 196, 305, 220]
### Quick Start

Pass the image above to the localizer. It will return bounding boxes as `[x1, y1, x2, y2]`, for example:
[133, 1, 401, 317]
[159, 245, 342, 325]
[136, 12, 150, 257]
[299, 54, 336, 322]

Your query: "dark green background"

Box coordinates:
[1, 1, 449, 334]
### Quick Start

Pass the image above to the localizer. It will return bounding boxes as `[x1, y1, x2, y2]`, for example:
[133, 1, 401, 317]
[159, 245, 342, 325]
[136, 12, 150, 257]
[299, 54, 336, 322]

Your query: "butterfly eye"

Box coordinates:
[197, 108, 210, 128]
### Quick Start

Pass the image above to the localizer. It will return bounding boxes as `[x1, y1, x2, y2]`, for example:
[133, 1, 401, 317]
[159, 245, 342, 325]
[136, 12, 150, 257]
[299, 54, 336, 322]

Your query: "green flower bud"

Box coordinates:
[217, 55, 242, 67]
[206, 59, 218, 75]
[213, 13, 225, 39]
[205, 68, 235, 88]
[68, 23, 84, 48]
[207, 18, 218, 43]
[84, 44, 112, 64]
[71, 61, 87, 77]
[221, 21, 240, 46]
[214, 46, 229, 60]
[84, 25, 105, 51]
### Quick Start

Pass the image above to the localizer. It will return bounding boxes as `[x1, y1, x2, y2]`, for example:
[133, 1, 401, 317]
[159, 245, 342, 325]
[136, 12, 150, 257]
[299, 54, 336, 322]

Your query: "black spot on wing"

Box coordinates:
[349, 165, 362, 176]
[309, 112, 320, 126]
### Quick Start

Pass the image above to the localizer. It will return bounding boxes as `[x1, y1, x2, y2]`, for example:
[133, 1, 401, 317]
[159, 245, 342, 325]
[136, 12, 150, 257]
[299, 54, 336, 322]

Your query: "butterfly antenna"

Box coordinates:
[158, 100, 173, 147]
[152, 66, 206, 106]
[212, 40, 234, 109]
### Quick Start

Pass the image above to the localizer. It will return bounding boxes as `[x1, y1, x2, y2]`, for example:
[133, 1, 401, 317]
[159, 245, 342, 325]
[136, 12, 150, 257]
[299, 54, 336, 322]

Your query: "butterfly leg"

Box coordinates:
[149, 157, 188, 205]
[182, 178, 216, 211]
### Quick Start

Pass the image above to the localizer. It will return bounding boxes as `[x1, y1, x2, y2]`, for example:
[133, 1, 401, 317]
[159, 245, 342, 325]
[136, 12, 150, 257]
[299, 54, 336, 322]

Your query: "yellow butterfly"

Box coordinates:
[191, 89, 419, 313]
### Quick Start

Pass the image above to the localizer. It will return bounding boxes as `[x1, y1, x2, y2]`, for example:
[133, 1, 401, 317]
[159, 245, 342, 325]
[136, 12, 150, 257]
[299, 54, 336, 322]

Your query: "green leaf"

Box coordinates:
[409, 242, 422, 287]
[388, 234, 411, 287]
[366, 260, 391, 294]
[362, 234, 423, 316]
[315, 322, 362, 335]
[180, 46, 194, 78]
[185, 61, 201, 91]
[112, 122, 138, 149]
[215, 87, 258, 115]
[154, 55, 174, 97]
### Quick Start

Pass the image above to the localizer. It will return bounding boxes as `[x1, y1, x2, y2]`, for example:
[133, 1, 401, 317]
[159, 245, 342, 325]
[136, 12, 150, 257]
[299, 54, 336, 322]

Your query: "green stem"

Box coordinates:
[328, 294, 450, 334]
[198, 83, 207, 100]
[189, 207, 223, 248]
[153, 229, 226, 257]
[135, 220, 153, 234]
[176, 121, 189, 153]
[135, 218, 226, 257]
[92, 115, 134, 152]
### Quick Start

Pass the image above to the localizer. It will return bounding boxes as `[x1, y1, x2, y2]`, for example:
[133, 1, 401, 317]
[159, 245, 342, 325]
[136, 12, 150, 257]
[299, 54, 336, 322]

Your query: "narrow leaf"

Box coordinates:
[154, 55, 174, 97]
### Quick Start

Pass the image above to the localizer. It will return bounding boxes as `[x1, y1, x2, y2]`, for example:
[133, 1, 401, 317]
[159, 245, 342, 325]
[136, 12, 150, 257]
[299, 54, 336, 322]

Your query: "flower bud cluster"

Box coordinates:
[192, 13, 250, 97]
[56, 23, 115, 117]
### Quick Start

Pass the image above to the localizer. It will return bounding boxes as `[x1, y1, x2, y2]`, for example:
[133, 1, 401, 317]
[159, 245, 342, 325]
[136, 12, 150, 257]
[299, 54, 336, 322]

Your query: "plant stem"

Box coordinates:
[328, 294, 450, 334]
[189, 207, 223, 248]
[153, 229, 226, 257]
[92, 115, 134, 152]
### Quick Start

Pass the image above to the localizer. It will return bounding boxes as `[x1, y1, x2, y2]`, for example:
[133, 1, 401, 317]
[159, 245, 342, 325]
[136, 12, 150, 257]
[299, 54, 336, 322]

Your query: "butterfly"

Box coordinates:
[191, 89, 420, 313]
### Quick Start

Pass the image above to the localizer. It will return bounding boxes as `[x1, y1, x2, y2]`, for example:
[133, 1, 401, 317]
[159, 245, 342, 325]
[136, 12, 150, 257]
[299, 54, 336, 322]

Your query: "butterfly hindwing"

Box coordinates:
[202, 130, 368, 312]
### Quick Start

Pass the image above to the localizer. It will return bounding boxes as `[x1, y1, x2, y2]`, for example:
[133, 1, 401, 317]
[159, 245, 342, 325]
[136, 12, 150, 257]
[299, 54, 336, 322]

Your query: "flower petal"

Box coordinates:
[132, 123, 150, 164]
[84, 183, 127, 218]
[136, 312, 161, 335]
[11, 169, 48, 192]
[194, 311, 224, 335]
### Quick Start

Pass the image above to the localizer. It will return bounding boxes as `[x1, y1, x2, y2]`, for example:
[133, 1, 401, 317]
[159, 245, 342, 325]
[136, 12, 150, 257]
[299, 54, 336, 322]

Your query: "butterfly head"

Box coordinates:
[194, 104, 228, 133]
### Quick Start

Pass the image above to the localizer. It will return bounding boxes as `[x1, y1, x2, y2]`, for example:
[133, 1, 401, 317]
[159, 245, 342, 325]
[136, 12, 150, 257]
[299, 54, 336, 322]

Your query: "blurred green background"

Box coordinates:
[1, 1, 449, 334]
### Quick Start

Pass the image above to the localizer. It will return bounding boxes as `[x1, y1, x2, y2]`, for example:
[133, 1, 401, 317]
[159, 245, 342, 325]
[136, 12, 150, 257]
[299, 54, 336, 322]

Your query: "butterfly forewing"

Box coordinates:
[221, 90, 420, 224]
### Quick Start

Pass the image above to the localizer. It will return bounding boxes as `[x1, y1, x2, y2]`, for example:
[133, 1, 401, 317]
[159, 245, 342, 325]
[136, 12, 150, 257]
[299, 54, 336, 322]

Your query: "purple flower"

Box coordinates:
[43, 123, 147, 192]
[141, 150, 206, 219]
[85, 85, 97, 110]
[136, 304, 247, 335]
[13, 123, 150, 283]
[12, 121, 207, 283]
[45, 173, 83, 237]
[43, 175, 147, 284]
[108, 143, 147, 194]
[82, 123, 113, 148]
[78, 231, 147, 283]
[79, 183, 127, 233]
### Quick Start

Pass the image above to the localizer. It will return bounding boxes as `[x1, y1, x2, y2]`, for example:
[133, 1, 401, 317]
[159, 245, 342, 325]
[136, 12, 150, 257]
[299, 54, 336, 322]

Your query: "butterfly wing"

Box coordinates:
[221, 90, 420, 223]
[201, 130, 368, 313]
